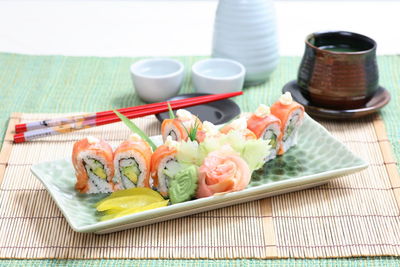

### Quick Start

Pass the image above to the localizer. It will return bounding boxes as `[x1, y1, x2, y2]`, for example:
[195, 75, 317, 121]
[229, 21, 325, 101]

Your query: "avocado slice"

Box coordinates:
[122, 165, 140, 184]
[284, 115, 299, 141]
[93, 167, 107, 179]
[89, 160, 107, 179]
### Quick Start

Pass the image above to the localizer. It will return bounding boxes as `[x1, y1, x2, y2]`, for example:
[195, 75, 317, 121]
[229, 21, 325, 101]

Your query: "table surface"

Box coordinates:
[0, 1, 399, 266]
[0, 0, 400, 57]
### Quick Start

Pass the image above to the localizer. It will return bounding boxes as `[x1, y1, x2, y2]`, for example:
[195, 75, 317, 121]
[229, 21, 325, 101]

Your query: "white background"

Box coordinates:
[0, 0, 399, 57]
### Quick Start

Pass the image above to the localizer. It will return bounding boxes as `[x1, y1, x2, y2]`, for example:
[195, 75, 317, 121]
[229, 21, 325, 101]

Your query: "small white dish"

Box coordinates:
[191, 58, 245, 94]
[130, 58, 184, 102]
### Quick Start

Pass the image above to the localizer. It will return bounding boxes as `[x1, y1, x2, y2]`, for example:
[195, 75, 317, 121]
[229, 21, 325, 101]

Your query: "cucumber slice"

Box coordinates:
[269, 134, 277, 148]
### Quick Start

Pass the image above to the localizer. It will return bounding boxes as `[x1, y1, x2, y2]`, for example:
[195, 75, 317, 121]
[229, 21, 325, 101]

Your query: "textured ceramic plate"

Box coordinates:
[31, 115, 367, 234]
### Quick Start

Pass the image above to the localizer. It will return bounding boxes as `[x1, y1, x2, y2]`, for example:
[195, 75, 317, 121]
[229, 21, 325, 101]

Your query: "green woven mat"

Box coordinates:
[0, 52, 399, 266]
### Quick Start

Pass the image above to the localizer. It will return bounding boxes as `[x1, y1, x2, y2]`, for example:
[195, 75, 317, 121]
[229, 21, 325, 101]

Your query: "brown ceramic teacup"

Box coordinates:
[297, 31, 378, 109]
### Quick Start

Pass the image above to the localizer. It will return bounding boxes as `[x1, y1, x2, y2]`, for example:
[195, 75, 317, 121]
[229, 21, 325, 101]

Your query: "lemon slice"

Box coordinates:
[96, 187, 164, 208]
[97, 195, 162, 212]
[100, 200, 169, 221]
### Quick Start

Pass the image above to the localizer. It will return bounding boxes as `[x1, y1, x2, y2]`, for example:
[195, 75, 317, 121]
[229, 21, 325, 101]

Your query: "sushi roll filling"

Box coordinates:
[167, 130, 178, 141]
[81, 157, 114, 193]
[83, 158, 107, 179]
[283, 114, 300, 141]
[262, 130, 278, 149]
[162, 158, 181, 188]
[119, 157, 141, 184]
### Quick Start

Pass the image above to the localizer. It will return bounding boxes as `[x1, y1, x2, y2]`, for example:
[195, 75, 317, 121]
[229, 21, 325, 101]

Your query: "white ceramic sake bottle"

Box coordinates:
[212, 0, 279, 86]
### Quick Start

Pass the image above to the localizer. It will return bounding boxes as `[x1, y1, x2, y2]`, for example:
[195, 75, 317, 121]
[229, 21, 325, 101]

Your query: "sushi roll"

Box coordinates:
[161, 109, 202, 142]
[270, 92, 305, 155]
[114, 134, 153, 189]
[196, 121, 222, 142]
[150, 136, 179, 197]
[220, 117, 257, 140]
[72, 136, 116, 194]
[247, 104, 282, 162]
[151, 136, 199, 202]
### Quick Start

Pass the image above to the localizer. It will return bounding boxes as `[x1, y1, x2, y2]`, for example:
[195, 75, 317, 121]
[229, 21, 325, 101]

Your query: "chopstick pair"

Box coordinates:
[13, 92, 243, 143]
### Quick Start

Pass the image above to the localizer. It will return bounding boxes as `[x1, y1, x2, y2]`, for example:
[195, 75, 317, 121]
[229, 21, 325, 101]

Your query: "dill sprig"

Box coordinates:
[182, 120, 201, 142]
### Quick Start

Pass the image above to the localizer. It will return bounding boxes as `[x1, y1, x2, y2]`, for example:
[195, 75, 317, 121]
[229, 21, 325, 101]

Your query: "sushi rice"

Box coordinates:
[80, 152, 114, 194]
[281, 108, 303, 152]
[72, 136, 116, 194]
[113, 134, 152, 189]
[270, 92, 305, 155]
[162, 120, 185, 142]
[150, 136, 181, 197]
[246, 104, 282, 162]
[114, 151, 149, 189]
[157, 156, 181, 196]
[260, 123, 281, 162]
[161, 109, 202, 142]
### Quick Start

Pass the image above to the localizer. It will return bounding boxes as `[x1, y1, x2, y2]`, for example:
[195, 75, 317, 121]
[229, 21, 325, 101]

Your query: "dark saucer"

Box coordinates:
[282, 80, 391, 119]
[156, 93, 241, 124]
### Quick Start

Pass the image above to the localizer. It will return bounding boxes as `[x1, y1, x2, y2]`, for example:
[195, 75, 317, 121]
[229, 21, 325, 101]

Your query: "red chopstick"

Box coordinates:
[15, 92, 242, 133]
[13, 91, 243, 143]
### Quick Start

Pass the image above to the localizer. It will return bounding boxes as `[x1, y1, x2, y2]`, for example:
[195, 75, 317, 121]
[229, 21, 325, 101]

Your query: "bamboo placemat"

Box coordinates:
[0, 112, 399, 259]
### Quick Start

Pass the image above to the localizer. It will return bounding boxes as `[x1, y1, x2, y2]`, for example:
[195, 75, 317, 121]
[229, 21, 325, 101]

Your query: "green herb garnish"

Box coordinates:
[182, 120, 200, 142]
[114, 110, 157, 151]
[167, 102, 175, 119]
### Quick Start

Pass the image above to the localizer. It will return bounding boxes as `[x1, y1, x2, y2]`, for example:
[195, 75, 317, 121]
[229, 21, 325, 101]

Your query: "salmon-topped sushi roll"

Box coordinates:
[270, 92, 305, 155]
[220, 117, 257, 140]
[114, 134, 153, 189]
[196, 121, 223, 143]
[161, 109, 202, 142]
[150, 136, 179, 197]
[247, 104, 282, 162]
[72, 136, 116, 194]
